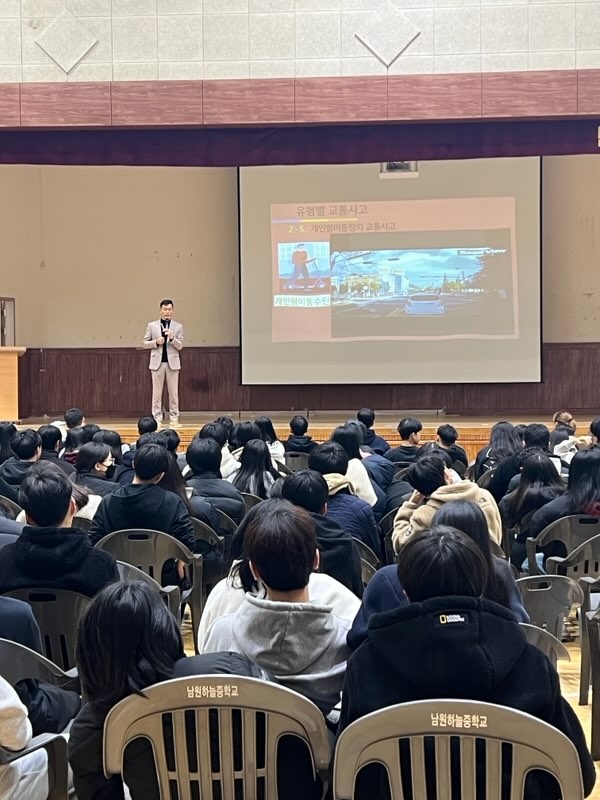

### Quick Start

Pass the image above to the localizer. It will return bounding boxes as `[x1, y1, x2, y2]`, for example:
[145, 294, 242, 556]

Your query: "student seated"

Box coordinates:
[0, 674, 49, 800]
[64, 407, 85, 431]
[0, 421, 16, 466]
[281, 469, 363, 596]
[255, 416, 285, 461]
[356, 407, 390, 455]
[348, 500, 528, 650]
[230, 421, 263, 460]
[120, 417, 158, 469]
[74, 442, 120, 497]
[231, 440, 279, 500]
[392, 453, 502, 551]
[488, 423, 562, 502]
[330, 425, 378, 507]
[197, 500, 360, 653]
[0, 463, 118, 597]
[338, 527, 596, 800]
[384, 417, 423, 464]
[68, 581, 271, 800]
[198, 421, 240, 480]
[284, 414, 318, 454]
[473, 420, 523, 480]
[0, 429, 42, 487]
[36, 424, 75, 476]
[0, 596, 80, 734]
[203, 500, 351, 715]
[88, 444, 197, 555]
[550, 410, 577, 451]
[185, 437, 245, 524]
[308, 443, 380, 555]
[418, 423, 468, 473]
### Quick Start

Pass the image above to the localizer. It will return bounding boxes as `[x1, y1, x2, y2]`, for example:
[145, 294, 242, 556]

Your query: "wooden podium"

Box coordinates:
[0, 347, 26, 421]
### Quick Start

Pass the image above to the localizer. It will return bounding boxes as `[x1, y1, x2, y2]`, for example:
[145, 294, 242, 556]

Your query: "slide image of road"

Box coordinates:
[330, 246, 515, 339]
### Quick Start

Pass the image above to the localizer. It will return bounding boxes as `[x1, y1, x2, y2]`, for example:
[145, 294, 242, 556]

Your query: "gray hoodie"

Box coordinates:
[203, 593, 351, 713]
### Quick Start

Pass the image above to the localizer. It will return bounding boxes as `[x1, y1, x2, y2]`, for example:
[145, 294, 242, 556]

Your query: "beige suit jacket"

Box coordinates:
[143, 319, 183, 371]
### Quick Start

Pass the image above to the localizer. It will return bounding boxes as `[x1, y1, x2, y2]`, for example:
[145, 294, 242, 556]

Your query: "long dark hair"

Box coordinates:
[255, 416, 279, 444]
[76, 581, 183, 711]
[331, 424, 362, 460]
[92, 429, 123, 466]
[503, 451, 565, 522]
[75, 442, 111, 477]
[232, 439, 279, 499]
[0, 422, 16, 465]
[64, 427, 84, 453]
[159, 450, 193, 514]
[567, 448, 600, 514]
[488, 421, 523, 461]
[231, 421, 262, 450]
[431, 501, 512, 608]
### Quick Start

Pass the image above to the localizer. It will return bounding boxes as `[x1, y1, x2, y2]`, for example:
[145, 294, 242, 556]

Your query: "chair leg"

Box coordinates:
[580, 617, 591, 706]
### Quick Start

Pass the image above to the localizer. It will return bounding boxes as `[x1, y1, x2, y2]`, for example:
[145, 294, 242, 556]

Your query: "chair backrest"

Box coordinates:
[379, 509, 397, 565]
[529, 515, 600, 573]
[392, 462, 412, 476]
[274, 460, 292, 476]
[476, 469, 495, 489]
[94, 529, 194, 582]
[240, 493, 263, 514]
[284, 451, 310, 471]
[190, 517, 224, 554]
[0, 637, 75, 687]
[516, 575, 583, 638]
[116, 561, 180, 620]
[333, 699, 584, 800]
[585, 611, 600, 758]
[518, 623, 570, 669]
[0, 494, 22, 519]
[352, 539, 379, 585]
[546, 532, 600, 581]
[103, 675, 331, 800]
[213, 509, 238, 536]
[2, 588, 90, 670]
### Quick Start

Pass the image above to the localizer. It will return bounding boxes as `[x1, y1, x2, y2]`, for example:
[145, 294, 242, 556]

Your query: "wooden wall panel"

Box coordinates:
[111, 81, 203, 126]
[482, 70, 578, 118]
[577, 70, 600, 116]
[20, 83, 111, 127]
[203, 79, 294, 125]
[388, 74, 482, 120]
[0, 84, 20, 127]
[18, 343, 600, 418]
[294, 76, 388, 123]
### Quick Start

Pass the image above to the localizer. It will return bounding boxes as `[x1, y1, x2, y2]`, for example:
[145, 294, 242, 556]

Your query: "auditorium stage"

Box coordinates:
[22, 411, 592, 462]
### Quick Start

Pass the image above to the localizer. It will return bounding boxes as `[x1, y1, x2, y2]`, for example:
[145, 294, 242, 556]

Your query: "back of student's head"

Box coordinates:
[281, 469, 328, 514]
[37, 424, 62, 452]
[199, 422, 228, 449]
[346, 419, 368, 445]
[566, 447, 600, 513]
[186, 437, 221, 474]
[19, 462, 72, 527]
[432, 501, 492, 565]
[523, 423, 550, 451]
[76, 442, 110, 475]
[331, 424, 361, 460]
[515, 423, 528, 443]
[137, 416, 158, 435]
[161, 428, 180, 453]
[245, 500, 316, 592]
[289, 415, 308, 436]
[398, 526, 488, 602]
[64, 407, 84, 429]
[64, 427, 84, 452]
[0, 421, 16, 464]
[93, 429, 123, 464]
[215, 416, 234, 437]
[489, 421, 523, 460]
[591, 417, 600, 441]
[80, 423, 101, 445]
[553, 410, 576, 433]
[405, 454, 446, 497]
[437, 424, 458, 446]
[11, 428, 42, 460]
[134, 444, 169, 481]
[233, 421, 262, 449]
[76, 581, 183, 712]
[357, 408, 375, 429]
[398, 417, 422, 441]
[136, 431, 165, 449]
[308, 442, 349, 477]
[255, 416, 279, 444]
[238, 439, 272, 472]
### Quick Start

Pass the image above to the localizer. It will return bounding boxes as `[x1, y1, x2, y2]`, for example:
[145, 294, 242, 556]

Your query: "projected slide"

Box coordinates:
[270, 199, 517, 343]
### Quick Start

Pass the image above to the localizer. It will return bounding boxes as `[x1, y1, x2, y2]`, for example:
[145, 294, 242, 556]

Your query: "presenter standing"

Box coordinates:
[143, 299, 183, 427]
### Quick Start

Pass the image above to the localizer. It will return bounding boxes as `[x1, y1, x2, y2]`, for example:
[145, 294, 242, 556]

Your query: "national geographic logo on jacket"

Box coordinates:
[439, 613, 466, 624]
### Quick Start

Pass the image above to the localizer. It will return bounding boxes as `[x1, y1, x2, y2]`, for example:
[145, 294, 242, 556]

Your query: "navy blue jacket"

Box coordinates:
[363, 429, 390, 455]
[326, 490, 380, 556]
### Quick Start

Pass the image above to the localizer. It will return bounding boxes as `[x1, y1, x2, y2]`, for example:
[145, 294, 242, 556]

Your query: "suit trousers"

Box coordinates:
[151, 362, 180, 421]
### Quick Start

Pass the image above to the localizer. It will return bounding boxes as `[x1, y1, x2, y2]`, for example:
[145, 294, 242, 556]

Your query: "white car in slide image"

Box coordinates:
[405, 293, 445, 315]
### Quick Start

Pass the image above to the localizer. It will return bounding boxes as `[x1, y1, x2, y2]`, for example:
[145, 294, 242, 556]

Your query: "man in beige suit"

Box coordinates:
[143, 299, 184, 426]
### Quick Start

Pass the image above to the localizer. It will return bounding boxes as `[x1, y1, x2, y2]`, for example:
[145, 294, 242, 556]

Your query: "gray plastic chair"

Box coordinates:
[95, 529, 203, 654]
[0, 493, 22, 519]
[379, 509, 397, 565]
[284, 451, 310, 472]
[545, 532, 600, 581]
[518, 623, 570, 669]
[213, 509, 238, 536]
[476, 469, 495, 489]
[2, 588, 90, 671]
[116, 561, 180, 621]
[333, 699, 585, 800]
[190, 517, 224, 555]
[352, 537, 380, 586]
[240, 492, 263, 514]
[585, 610, 600, 758]
[526, 514, 600, 575]
[0, 637, 78, 688]
[515, 574, 583, 639]
[0, 730, 68, 800]
[274, 460, 292, 476]
[578, 574, 600, 705]
[103, 675, 331, 800]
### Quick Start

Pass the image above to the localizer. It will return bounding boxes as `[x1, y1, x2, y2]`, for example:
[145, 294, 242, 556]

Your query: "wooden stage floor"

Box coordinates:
[23, 410, 594, 462]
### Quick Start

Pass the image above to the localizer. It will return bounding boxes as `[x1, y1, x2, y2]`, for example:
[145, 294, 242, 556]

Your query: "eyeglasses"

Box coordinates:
[101, 457, 115, 466]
